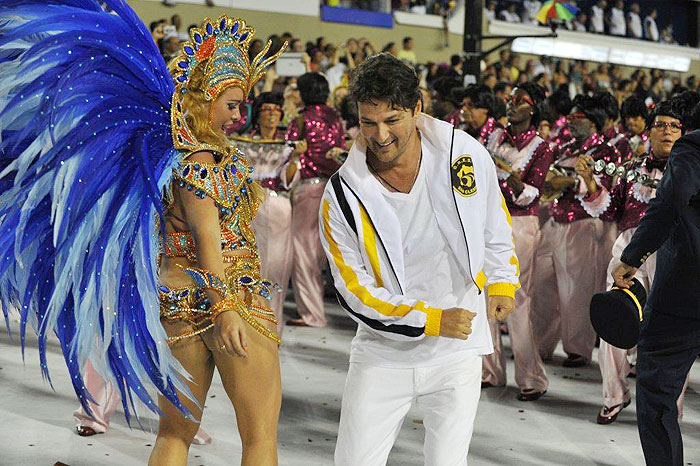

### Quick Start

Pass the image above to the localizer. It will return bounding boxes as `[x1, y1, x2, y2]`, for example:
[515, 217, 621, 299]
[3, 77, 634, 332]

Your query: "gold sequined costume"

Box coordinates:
[160, 16, 286, 345]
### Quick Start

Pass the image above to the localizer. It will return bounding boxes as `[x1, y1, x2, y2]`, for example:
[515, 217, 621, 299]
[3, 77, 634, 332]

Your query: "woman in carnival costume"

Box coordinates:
[0, 1, 286, 464]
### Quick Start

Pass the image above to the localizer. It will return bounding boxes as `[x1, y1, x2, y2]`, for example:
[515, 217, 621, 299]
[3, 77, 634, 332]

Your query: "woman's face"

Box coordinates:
[210, 86, 244, 136]
[258, 102, 283, 129]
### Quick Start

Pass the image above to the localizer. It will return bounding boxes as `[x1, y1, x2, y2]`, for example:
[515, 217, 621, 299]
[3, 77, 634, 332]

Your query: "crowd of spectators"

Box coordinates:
[149, 13, 699, 138]
[487, 0, 677, 44]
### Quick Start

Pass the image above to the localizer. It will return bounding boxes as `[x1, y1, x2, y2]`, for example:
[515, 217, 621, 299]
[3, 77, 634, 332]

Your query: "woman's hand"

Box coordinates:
[213, 310, 248, 357]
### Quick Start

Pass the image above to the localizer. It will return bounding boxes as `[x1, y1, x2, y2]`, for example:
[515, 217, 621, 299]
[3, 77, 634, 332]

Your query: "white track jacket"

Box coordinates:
[319, 114, 520, 343]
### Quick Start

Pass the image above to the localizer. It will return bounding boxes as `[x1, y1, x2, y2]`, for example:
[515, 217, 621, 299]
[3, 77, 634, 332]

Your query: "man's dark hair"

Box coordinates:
[594, 91, 619, 121]
[465, 84, 496, 114]
[450, 54, 461, 67]
[403, 36, 413, 47]
[573, 94, 607, 132]
[547, 85, 573, 117]
[517, 82, 547, 127]
[349, 53, 421, 110]
[252, 92, 284, 128]
[149, 21, 158, 32]
[298, 73, 330, 106]
[620, 95, 648, 120]
[449, 87, 467, 106]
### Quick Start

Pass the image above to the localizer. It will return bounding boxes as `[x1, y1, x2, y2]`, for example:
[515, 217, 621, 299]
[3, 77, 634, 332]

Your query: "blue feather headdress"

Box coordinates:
[0, 0, 283, 422]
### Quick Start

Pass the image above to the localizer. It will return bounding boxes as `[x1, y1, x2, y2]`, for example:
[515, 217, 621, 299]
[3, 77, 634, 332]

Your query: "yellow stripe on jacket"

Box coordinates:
[359, 205, 384, 288]
[321, 200, 442, 336]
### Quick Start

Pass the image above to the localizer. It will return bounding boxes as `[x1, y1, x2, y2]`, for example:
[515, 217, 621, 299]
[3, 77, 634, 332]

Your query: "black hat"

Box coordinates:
[589, 278, 647, 349]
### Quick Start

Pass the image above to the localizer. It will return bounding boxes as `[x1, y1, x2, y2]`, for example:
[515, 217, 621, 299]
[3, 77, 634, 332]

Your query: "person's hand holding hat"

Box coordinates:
[612, 262, 638, 289]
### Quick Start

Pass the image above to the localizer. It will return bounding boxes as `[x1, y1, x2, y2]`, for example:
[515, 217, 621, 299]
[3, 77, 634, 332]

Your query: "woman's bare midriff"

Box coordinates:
[159, 195, 250, 289]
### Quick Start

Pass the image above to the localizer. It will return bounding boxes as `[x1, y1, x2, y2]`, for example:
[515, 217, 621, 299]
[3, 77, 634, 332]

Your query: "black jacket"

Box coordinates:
[621, 130, 700, 319]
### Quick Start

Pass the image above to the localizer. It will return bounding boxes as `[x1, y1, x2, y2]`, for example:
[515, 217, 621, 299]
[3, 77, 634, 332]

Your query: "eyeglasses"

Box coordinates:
[651, 121, 683, 133]
[259, 105, 282, 114]
[505, 94, 535, 107]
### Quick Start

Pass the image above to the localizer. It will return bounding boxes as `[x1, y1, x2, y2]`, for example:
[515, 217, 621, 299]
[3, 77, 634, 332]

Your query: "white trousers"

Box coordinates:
[335, 354, 482, 466]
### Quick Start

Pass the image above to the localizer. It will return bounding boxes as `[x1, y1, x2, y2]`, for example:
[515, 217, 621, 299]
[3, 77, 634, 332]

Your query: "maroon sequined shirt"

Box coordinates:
[610, 152, 668, 231]
[549, 133, 623, 223]
[547, 116, 573, 148]
[486, 126, 555, 216]
[603, 125, 633, 161]
[285, 104, 345, 180]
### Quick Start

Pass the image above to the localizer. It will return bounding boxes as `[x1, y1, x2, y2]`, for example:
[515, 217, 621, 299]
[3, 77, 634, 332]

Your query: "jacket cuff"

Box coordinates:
[424, 307, 443, 337]
[620, 250, 644, 269]
[487, 282, 518, 299]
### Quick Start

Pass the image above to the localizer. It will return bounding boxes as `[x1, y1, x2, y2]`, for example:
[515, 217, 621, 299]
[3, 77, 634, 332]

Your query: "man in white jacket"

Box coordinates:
[320, 53, 519, 466]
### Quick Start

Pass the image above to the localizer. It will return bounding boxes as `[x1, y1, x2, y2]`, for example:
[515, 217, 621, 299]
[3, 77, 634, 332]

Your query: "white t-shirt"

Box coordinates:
[349, 152, 493, 368]
[645, 16, 659, 41]
[523, 0, 541, 25]
[500, 10, 520, 23]
[610, 7, 626, 36]
[591, 5, 605, 32]
[628, 12, 642, 38]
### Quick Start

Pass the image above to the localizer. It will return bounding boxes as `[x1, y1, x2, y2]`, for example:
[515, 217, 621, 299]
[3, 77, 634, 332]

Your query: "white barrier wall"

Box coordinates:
[144, 0, 320, 16]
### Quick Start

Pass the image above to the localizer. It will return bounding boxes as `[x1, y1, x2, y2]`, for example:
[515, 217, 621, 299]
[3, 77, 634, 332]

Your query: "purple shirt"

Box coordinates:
[285, 104, 345, 180]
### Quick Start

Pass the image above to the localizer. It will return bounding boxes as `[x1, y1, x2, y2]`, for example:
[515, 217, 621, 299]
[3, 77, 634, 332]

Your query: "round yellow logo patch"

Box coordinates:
[451, 155, 477, 197]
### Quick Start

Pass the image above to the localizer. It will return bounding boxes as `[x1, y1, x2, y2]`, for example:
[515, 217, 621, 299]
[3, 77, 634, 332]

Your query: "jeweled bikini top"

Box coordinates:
[162, 146, 262, 261]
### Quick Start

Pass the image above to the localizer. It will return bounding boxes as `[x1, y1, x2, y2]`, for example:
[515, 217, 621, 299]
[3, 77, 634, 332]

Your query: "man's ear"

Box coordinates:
[413, 98, 423, 117]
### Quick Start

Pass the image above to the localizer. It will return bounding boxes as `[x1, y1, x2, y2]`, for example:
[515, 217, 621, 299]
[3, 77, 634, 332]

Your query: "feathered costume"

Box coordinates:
[0, 0, 285, 421]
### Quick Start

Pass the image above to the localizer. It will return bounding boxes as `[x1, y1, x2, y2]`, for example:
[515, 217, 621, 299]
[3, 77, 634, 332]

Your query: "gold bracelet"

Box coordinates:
[209, 297, 241, 320]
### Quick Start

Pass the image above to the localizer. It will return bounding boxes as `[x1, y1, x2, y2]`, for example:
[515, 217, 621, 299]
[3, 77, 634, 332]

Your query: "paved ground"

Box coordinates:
[1, 299, 699, 466]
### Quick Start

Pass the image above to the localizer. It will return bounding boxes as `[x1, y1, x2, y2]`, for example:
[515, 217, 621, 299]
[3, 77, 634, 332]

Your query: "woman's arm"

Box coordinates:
[178, 151, 248, 357]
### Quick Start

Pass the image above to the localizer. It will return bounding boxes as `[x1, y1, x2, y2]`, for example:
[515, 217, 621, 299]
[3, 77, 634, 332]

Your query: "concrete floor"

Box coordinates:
[1, 299, 699, 466]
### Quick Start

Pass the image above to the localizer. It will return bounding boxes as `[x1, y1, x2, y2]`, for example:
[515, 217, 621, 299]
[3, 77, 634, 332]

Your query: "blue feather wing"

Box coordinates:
[0, 0, 194, 421]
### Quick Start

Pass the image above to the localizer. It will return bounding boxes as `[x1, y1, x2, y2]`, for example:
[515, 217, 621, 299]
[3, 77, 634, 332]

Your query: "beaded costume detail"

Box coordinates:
[161, 15, 287, 345]
[162, 145, 281, 345]
[171, 16, 287, 152]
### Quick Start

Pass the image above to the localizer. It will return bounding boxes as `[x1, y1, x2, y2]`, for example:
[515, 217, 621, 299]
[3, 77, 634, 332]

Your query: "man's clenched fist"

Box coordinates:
[440, 307, 477, 340]
[488, 295, 516, 322]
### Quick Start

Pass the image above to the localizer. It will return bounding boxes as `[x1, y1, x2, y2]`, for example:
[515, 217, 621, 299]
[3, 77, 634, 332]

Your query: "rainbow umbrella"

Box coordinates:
[536, 0, 579, 24]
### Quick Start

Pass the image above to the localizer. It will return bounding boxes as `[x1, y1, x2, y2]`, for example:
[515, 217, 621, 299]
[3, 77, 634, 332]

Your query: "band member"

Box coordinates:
[534, 93, 623, 367]
[482, 83, 552, 401]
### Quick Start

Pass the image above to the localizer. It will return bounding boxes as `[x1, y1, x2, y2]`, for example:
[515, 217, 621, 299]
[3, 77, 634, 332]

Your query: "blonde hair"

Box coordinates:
[176, 59, 234, 150]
